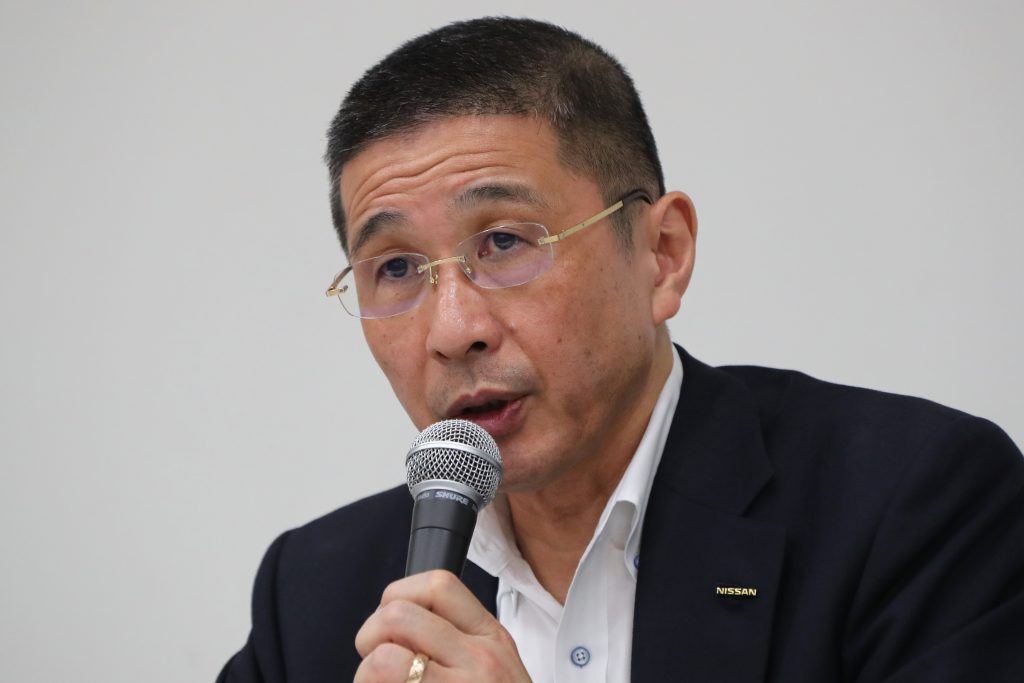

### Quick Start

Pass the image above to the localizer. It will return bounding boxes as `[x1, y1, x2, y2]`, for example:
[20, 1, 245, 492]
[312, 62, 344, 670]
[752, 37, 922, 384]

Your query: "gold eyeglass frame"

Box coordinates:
[325, 189, 653, 311]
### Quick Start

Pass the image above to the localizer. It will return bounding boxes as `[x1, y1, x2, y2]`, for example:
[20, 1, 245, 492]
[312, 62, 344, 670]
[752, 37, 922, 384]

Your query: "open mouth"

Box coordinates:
[461, 399, 510, 416]
[449, 396, 525, 438]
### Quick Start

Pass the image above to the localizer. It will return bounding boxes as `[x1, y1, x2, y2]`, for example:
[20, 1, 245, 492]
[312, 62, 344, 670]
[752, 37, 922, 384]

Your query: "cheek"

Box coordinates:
[363, 324, 393, 367]
[545, 256, 653, 374]
[527, 282, 616, 382]
[364, 325, 423, 397]
[556, 256, 636, 332]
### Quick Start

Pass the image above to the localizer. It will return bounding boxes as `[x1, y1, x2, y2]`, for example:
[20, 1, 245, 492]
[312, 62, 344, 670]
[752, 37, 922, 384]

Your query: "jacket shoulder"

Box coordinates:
[254, 485, 411, 681]
[278, 484, 412, 583]
[716, 362, 1021, 522]
[717, 363, 988, 449]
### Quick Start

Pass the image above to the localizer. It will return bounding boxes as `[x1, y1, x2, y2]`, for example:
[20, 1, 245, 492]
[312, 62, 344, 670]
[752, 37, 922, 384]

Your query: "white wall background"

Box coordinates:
[1, 1, 1020, 680]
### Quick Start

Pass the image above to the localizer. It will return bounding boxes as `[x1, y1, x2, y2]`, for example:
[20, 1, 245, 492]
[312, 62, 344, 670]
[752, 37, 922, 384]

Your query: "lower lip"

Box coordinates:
[461, 397, 525, 438]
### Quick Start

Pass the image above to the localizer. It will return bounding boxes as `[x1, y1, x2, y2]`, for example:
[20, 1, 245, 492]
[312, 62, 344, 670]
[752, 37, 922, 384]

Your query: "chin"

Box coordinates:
[492, 461, 535, 494]
[495, 457, 567, 495]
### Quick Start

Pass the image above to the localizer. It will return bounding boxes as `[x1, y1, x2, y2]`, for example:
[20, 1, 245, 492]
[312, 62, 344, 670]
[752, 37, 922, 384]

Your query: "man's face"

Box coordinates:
[339, 115, 669, 492]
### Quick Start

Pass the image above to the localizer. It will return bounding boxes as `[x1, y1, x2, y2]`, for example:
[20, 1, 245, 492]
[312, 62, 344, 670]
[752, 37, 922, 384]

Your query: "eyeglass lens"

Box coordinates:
[336, 223, 554, 319]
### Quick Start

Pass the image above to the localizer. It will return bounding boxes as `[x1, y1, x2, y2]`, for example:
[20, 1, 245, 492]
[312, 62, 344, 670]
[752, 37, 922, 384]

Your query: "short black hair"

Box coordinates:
[325, 17, 665, 255]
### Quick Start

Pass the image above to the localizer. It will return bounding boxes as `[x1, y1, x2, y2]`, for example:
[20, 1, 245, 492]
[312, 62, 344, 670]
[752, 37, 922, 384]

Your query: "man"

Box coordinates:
[219, 18, 1024, 682]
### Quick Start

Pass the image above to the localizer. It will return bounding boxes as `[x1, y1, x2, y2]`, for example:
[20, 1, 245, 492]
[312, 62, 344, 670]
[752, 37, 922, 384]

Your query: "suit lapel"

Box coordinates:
[632, 348, 786, 682]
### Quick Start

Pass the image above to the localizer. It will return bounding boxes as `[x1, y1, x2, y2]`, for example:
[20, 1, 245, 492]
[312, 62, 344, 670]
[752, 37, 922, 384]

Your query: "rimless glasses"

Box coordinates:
[325, 189, 652, 320]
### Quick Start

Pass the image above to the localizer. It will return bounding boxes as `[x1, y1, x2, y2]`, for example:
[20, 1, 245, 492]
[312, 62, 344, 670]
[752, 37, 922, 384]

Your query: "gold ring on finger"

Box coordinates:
[405, 653, 428, 683]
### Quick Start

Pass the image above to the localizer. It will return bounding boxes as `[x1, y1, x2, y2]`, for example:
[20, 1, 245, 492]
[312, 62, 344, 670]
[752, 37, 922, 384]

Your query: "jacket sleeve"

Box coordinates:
[217, 531, 291, 683]
[842, 416, 1024, 682]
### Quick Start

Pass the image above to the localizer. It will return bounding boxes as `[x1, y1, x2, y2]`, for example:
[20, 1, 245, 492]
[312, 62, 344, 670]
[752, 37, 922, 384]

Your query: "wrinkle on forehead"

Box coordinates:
[340, 116, 561, 236]
[349, 153, 517, 223]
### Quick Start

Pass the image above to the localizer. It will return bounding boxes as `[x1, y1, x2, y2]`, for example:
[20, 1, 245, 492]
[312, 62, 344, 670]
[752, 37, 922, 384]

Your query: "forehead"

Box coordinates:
[339, 115, 577, 251]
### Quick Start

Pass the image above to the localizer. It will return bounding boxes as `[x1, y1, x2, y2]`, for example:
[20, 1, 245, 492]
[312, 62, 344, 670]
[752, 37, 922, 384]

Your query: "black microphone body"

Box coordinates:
[403, 419, 503, 578]
[405, 488, 479, 576]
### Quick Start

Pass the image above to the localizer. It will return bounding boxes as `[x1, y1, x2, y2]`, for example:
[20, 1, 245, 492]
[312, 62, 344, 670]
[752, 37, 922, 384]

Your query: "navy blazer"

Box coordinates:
[219, 348, 1024, 682]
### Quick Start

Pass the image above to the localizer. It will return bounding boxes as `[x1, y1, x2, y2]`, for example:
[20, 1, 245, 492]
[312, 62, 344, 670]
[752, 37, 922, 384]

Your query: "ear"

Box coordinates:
[643, 191, 697, 325]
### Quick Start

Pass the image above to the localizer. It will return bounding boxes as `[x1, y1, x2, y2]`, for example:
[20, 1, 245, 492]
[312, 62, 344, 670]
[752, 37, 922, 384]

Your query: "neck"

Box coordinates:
[505, 336, 675, 603]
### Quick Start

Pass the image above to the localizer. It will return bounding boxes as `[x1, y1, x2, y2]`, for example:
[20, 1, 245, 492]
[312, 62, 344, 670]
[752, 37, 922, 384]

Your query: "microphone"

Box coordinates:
[404, 419, 503, 577]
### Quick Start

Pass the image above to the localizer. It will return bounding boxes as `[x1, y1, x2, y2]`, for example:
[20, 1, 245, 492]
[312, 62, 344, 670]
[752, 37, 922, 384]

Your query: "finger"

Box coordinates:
[355, 597, 465, 665]
[354, 642, 408, 683]
[355, 643, 450, 683]
[380, 570, 499, 638]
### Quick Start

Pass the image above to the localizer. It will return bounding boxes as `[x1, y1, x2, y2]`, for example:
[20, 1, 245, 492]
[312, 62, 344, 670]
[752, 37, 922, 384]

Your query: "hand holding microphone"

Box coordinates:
[354, 420, 532, 683]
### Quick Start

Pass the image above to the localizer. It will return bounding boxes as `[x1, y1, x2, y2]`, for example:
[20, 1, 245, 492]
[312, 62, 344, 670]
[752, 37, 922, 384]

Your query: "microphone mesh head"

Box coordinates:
[406, 419, 503, 506]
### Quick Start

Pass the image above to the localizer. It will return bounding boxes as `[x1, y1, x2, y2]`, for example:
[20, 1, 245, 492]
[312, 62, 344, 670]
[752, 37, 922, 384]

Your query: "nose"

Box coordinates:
[422, 262, 503, 362]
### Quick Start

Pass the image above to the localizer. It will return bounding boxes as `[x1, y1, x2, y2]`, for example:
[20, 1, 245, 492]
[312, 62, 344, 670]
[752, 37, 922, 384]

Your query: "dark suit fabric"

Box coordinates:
[219, 348, 1024, 682]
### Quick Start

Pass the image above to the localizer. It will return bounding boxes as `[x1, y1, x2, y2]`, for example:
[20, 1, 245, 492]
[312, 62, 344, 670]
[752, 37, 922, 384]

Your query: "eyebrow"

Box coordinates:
[350, 209, 407, 258]
[451, 183, 549, 211]
[349, 183, 548, 258]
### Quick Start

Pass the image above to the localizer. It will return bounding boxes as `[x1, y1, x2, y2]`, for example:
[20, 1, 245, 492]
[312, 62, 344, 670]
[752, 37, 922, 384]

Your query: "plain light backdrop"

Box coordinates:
[1, 1, 1021, 681]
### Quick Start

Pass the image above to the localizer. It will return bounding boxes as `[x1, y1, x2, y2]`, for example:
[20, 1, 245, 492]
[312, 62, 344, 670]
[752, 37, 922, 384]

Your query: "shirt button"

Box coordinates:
[633, 554, 640, 569]
[570, 646, 591, 667]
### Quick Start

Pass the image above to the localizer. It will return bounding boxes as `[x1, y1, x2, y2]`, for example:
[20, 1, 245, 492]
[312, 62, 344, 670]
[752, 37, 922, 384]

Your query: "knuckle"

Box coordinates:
[426, 568, 457, 593]
[377, 600, 411, 628]
[380, 578, 404, 603]
[353, 628, 370, 657]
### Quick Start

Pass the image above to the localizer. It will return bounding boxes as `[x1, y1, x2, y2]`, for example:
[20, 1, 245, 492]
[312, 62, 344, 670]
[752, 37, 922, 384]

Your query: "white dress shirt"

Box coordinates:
[468, 350, 683, 682]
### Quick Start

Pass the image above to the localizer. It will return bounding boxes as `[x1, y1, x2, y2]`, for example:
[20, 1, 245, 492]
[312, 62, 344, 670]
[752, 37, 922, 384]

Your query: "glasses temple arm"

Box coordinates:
[537, 190, 653, 245]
